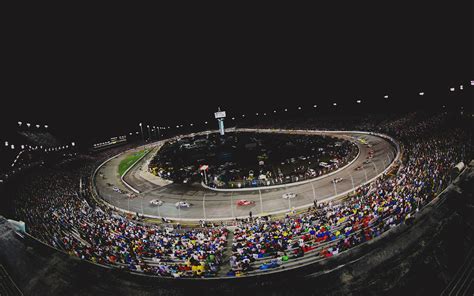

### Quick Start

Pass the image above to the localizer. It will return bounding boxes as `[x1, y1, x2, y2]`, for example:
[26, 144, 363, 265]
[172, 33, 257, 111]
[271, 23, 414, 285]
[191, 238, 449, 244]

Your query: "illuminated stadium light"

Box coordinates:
[298, 106, 302, 110]
[44, 125, 48, 129]
[26, 123, 31, 127]
[176, 125, 180, 128]
[471, 80, 474, 86]
[459, 85, 463, 90]
[136, 132, 139, 135]
[263, 113, 267, 116]
[419, 92, 424, 96]
[284, 108, 288, 112]
[313, 105, 317, 108]
[36, 124, 40, 128]
[273, 110, 277, 113]
[232, 117, 235, 120]
[5, 141, 8, 146]
[356, 100, 362, 104]
[256, 113, 259, 116]
[71, 142, 75, 147]
[205, 121, 208, 124]
[450, 87, 455, 91]
[11, 144, 14, 149]
[333, 102, 337, 106]
[21, 145, 24, 149]
[384, 95, 389, 99]
[139, 123, 142, 127]
[190, 123, 193, 126]
[18, 121, 22, 126]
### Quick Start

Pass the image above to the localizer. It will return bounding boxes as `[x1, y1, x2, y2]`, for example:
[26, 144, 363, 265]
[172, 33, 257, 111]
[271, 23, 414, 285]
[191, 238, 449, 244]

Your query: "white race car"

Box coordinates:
[282, 192, 297, 199]
[150, 199, 163, 206]
[175, 201, 191, 208]
[331, 177, 343, 184]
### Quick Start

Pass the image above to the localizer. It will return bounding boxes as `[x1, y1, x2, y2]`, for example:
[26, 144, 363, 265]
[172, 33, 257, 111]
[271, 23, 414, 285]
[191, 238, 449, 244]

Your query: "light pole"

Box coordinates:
[230, 193, 235, 219]
[139, 123, 144, 143]
[147, 125, 151, 141]
[203, 194, 206, 220]
[311, 182, 317, 202]
[350, 173, 355, 193]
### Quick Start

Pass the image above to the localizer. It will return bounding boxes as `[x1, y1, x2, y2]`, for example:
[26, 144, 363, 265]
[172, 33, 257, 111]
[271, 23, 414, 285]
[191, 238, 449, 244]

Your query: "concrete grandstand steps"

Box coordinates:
[217, 230, 235, 277]
[244, 253, 326, 276]
[0, 265, 23, 296]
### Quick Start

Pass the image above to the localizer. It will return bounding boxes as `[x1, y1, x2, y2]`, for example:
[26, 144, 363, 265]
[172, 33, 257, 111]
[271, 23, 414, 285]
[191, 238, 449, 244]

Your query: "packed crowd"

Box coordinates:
[13, 152, 228, 278]
[8, 112, 472, 278]
[229, 113, 471, 274]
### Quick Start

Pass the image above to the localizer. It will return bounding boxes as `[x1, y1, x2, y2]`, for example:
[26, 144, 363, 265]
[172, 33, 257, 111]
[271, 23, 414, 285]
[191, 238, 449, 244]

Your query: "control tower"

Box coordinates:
[214, 107, 226, 136]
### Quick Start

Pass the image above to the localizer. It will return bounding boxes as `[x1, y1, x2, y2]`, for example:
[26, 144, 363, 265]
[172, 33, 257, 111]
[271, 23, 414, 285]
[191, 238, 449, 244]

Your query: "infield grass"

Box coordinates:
[118, 149, 148, 177]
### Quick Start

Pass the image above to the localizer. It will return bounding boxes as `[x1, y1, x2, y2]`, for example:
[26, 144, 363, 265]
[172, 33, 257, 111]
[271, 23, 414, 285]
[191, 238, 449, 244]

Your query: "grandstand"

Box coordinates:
[0, 110, 471, 295]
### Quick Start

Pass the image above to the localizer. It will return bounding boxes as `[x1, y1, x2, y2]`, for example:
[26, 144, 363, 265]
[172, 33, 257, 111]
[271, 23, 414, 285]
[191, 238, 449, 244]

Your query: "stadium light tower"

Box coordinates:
[139, 123, 144, 143]
[214, 107, 226, 136]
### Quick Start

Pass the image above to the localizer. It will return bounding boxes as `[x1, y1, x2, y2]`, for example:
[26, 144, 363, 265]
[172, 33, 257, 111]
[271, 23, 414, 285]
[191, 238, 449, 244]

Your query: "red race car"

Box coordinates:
[237, 199, 255, 206]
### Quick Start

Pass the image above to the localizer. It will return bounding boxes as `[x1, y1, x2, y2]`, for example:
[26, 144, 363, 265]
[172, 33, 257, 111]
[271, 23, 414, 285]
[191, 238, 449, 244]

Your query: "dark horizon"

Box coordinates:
[1, 2, 472, 145]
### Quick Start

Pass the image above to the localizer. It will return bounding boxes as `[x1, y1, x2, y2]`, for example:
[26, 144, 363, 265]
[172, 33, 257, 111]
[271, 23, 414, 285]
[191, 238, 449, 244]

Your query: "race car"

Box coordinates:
[149, 199, 163, 206]
[282, 192, 297, 199]
[175, 201, 191, 208]
[112, 186, 122, 193]
[355, 165, 363, 171]
[236, 199, 255, 206]
[331, 177, 343, 184]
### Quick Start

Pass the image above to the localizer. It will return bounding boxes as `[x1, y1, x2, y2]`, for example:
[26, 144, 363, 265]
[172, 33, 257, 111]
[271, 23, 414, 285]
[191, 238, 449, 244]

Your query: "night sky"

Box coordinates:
[2, 3, 472, 145]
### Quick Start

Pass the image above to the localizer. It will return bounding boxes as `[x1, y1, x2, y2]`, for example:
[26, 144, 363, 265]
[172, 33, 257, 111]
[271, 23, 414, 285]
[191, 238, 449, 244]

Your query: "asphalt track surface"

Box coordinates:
[95, 131, 398, 221]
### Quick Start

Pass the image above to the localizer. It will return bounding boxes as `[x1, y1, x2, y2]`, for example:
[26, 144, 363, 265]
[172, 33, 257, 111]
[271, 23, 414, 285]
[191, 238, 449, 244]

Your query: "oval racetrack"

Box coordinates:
[94, 130, 399, 221]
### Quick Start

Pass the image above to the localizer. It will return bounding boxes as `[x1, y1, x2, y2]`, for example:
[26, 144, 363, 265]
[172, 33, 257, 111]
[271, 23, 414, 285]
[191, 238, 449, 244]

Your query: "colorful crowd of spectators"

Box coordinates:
[9, 112, 472, 278]
[229, 113, 471, 274]
[13, 152, 228, 278]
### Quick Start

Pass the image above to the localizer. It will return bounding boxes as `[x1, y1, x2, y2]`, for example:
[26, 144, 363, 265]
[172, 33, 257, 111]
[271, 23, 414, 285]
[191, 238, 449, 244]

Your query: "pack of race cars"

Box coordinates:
[147, 192, 301, 209]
